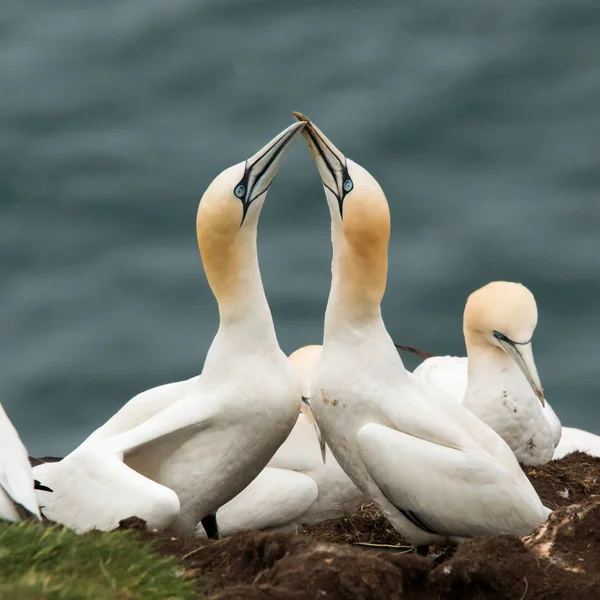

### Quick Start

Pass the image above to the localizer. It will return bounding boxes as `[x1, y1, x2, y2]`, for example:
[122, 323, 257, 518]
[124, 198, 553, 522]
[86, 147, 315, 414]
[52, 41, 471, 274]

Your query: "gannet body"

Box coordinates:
[0, 403, 41, 522]
[554, 427, 600, 459]
[194, 345, 365, 537]
[413, 282, 561, 465]
[33, 122, 305, 534]
[294, 113, 550, 546]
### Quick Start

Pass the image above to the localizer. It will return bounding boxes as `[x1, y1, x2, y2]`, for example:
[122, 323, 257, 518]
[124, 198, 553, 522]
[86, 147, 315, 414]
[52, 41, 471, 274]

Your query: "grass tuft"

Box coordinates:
[0, 521, 196, 600]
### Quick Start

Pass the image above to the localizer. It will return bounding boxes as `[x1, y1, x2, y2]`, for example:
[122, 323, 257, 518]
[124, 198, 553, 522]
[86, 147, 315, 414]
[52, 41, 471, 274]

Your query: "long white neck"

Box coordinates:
[323, 226, 393, 355]
[465, 337, 516, 387]
[201, 221, 279, 355]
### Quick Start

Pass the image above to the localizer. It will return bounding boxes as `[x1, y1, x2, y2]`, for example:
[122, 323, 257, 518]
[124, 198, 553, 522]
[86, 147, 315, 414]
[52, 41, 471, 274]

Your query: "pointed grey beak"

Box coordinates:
[302, 395, 327, 464]
[494, 332, 545, 406]
[313, 419, 327, 465]
[292, 112, 353, 214]
[237, 121, 305, 222]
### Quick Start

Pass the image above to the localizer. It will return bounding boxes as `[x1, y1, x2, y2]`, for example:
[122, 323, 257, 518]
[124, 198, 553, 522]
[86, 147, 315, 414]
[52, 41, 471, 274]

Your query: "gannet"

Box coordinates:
[33, 122, 305, 535]
[293, 112, 550, 547]
[554, 427, 600, 459]
[0, 402, 45, 521]
[412, 281, 562, 465]
[194, 345, 365, 537]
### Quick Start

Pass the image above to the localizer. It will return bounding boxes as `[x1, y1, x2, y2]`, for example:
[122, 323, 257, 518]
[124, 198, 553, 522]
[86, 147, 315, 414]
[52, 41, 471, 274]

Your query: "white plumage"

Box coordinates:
[554, 427, 600, 459]
[33, 122, 306, 534]
[195, 345, 365, 537]
[294, 113, 550, 546]
[0, 402, 40, 522]
[412, 282, 562, 467]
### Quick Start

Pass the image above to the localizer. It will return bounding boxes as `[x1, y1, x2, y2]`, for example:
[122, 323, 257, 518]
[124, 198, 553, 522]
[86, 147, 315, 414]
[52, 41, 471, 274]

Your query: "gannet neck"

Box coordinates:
[196, 121, 305, 345]
[198, 210, 273, 328]
[329, 199, 389, 309]
[292, 113, 391, 341]
[464, 339, 513, 382]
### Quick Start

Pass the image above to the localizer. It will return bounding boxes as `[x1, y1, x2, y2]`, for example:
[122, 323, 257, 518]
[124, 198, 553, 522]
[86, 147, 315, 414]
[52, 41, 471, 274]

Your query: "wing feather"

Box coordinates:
[0, 404, 40, 519]
[357, 423, 549, 539]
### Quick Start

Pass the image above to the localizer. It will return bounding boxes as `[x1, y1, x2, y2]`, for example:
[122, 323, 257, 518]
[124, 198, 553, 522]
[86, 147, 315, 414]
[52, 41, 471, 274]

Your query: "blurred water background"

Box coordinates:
[1, 0, 599, 455]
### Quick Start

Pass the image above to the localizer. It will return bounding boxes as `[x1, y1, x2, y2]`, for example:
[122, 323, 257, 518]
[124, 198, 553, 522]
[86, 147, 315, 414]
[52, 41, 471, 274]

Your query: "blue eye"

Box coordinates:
[343, 179, 353, 193]
[234, 184, 246, 199]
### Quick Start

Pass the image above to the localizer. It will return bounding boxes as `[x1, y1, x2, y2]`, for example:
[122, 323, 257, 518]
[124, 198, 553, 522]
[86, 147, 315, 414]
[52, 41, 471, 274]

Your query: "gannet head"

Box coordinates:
[289, 344, 327, 463]
[464, 281, 545, 405]
[196, 121, 305, 301]
[293, 112, 390, 310]
[288, 345, 322, 416]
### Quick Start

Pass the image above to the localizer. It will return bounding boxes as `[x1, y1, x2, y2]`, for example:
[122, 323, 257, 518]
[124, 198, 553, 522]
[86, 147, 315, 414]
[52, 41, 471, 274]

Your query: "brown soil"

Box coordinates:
[524, 452, 600, 508]
[110, 452, 600, 599]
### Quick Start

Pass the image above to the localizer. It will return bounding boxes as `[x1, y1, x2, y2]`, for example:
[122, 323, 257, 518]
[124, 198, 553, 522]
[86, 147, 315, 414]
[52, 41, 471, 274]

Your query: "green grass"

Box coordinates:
[0, 521, 196, 600]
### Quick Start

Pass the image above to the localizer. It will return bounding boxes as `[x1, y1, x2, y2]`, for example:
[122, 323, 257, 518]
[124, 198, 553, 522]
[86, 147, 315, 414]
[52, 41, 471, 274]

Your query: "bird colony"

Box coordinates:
[2, 114, 598, 554]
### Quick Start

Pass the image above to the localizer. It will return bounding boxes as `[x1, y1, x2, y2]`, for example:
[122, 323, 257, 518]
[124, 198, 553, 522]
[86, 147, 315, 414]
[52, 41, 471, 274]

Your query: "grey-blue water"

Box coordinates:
[1, 0, 599, 456]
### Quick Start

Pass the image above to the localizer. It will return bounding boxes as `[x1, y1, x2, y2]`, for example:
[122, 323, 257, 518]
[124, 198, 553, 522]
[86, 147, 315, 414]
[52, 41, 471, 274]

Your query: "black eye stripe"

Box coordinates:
[493, 330, 533, 346]
[234, 168, 251, 200]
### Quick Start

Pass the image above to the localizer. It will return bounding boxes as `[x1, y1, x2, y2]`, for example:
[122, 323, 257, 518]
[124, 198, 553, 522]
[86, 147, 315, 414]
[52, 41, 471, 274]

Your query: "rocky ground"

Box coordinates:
[111, 452, 600, 599]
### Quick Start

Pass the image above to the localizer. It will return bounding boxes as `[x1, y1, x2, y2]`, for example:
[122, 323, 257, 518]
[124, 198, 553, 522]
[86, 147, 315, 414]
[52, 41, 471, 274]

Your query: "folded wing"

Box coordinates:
[412, 356, 468, 403]
[33, 399, 215, 532]
[198, 467, 318, 537]
[0, 404, 40, 519]
[356, 421, 550, 539]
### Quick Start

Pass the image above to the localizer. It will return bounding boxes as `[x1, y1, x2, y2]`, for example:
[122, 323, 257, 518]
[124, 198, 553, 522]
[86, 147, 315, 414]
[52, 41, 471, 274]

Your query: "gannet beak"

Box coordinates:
[494, 332, 545, 406]
[238, 121, 306, 222]
[302, 395, 327, 464]
[314, 420, 327, 465]
[292, 111, 351, 215]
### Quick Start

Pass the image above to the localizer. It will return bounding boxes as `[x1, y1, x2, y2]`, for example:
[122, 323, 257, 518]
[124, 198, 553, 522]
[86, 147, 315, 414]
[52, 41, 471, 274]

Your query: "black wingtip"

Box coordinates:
[34, 480, 53, 493]
[394, 344, 435, 360]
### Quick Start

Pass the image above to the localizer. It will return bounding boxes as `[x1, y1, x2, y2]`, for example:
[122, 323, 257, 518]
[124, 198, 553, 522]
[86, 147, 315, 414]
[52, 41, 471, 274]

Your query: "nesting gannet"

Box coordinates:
[0, 403, 45, 522]
[33, 122, 305, 534]
[412, 282, 562, 465]
[554, 427, 600, 459]
[293, 112, 550, 546]
[194, 345, 365, 537]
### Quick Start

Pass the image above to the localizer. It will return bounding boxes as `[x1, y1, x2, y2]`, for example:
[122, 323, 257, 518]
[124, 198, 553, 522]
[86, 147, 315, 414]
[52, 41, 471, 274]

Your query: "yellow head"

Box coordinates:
[464, 281, 545, 404]
[293, 112, 390, 314]
[196, 121, 305, 307]
[288, 344, 322, 414]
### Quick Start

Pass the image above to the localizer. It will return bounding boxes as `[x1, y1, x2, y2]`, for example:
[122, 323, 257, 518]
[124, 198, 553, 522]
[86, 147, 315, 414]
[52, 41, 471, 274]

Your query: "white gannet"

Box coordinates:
[33, 122, 305, 535]
[293, 112, 550, 547]
[194, 345, 365, 537]
[554, 427, 600, 459]
[412, 281, 562, 465]
[0, 402, 44, 521]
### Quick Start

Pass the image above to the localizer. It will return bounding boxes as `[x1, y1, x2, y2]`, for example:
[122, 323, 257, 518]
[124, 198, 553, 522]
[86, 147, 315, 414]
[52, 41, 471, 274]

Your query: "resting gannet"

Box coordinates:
[413, 281, 562, 465]
[554, 427, 600, 459]
[194, 345, 365, 537]
[0, 403, 46, 521]
[33, 122, 305, 535]
[293, 112, 550, 547]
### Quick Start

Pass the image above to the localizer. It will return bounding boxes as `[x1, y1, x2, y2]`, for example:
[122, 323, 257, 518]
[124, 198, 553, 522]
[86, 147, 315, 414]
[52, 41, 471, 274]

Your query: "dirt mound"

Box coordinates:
[525, 452, 600, 509]
[120, 498, 600, 598]
[429, 532, 600, 600]
[524, 497, 600, 574]
[301, 503, 406, 546]
[76, 452, 600, 598]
